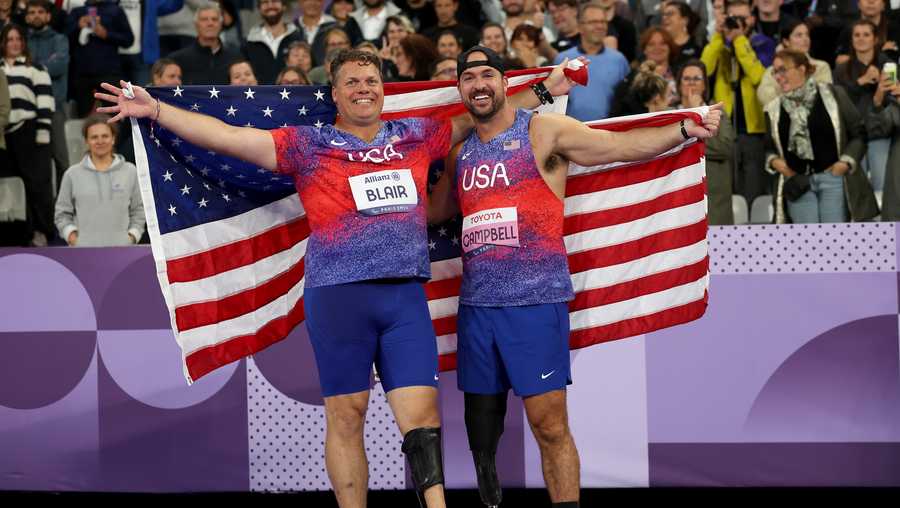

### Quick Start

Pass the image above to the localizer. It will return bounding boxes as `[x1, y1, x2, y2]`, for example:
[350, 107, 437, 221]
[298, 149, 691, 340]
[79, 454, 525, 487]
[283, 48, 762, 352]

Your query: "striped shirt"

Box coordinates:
[1, 57, 54, 144]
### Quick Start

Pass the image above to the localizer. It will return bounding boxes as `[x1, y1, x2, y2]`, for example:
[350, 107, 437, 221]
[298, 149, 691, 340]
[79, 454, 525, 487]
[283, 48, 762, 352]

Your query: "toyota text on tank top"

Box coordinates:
[271, 118, 452, 288]
[455, 109, 574, 306]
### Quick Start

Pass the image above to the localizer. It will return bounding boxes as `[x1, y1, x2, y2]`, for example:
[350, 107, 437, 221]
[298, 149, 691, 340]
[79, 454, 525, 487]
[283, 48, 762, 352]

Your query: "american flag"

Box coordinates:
[131, 69, 709, 383]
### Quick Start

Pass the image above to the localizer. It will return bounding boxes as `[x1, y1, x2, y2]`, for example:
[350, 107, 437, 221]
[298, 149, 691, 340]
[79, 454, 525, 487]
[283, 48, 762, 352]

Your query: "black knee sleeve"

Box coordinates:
[401, 427, 444, 493]
[464, 392, 508, 453]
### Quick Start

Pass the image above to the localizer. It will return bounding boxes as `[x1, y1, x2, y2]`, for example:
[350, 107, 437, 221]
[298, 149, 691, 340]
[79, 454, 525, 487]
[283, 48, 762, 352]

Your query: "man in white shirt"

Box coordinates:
[350, 0, 402, 42]
[243, 0, 305, 84]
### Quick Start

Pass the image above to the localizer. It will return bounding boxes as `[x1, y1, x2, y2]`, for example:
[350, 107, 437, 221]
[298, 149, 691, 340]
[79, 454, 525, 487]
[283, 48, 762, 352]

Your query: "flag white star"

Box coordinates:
[226, 105, 237, 116]
[207, 150, 216, 156]
[203, 183, 212, 190]
[438, 227, 447, 236]
[262, 106, 274, 117]
[279, 88, 291, 100]
[168, 204, 177, 215]
[169, 154, 178, 162]
[314, 120, 324, 128]
[180, 185, 191, 195]
[200, 167, 210, 176]
[209, 87, 220, 99]
[244, 88, 256, 99]
[171, 137, 182, 146]
[244, 121, 254, 127]
[184, 169, 193, 177]
[218, 179, 226, 187]
[237, 174, 246, 179]
[173, 86, 183, 97]
[222, 194, 231, 202]
[280, 122, 289, 128]
[162, 170, 173, 181]
[297, 105, 308, 116]
[257, 168, 268, 174]
[185, 155, 196, 163]
[238, 190, 247, 198]
[429, 240, 437, 250]
[190, 103, 200, 111]
[314, 89, 325, 101]
[154, 138, 161, 147]
[220, 164, 231, 171]
[451, 236, 459, 245]
[198, 198, 209, 208]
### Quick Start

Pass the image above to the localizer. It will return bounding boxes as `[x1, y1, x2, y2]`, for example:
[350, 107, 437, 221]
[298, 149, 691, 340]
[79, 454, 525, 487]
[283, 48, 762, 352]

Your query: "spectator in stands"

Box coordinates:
[675, 58, 734, 224]
[627, 61, 671, 113]
[150, 57, 182, 86]
[866, 71, 900, 220]
[436, 30, 462, 58]
[0, 0, 21, 29]
[702, 0, 768, 210]
[422, 0, 479, 49]
[429, 55, 456, 80]
[757, 20, 832, 109]
[324, 0, 364, 52]
[611, 27, 677, 117]
[835, 19, 891, 193]
[157, 0, 202, 56]
[500, 0, 556, 62]
[285, 40, 313, 73]
[26, 0, 67, 175]
[276, 65, 309, 84]
[836, 0, 900, 64]
[307, 26, 351, 82]
[243, 0, 304, 85]
[55, 113, 144, 247]
[391, 32, 438, 80]
[296, 0, 335, 49]
[597, 0, 637, 63]
[394, 0, 437, 32]
[554, 2, 629, 121]
[547, 0, 579, 52]
[752, 0, 797, 58]
[378, 14, 413, 66]
[307, 46, 340, 84]
[66, 0, 134, 117]
[2, 23, 53, 245]
[480, 21, 524, 68]
[169, 2, 241, 85]
[0, 67, 9, 157]
[510, 24, 546, 67]
[218, 0, 244, 51]
[351, 0, 403, 43]
[764, 50, 877, 224]
[228, 59, 258, 85]
[662, 1, 702, 67]
[806, 0, 859, 65]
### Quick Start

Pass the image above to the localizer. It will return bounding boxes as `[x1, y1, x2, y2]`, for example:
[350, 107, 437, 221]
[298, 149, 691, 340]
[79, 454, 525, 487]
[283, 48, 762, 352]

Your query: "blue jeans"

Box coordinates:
[863, 138, 890, 192]
[786, 170, 848, 223]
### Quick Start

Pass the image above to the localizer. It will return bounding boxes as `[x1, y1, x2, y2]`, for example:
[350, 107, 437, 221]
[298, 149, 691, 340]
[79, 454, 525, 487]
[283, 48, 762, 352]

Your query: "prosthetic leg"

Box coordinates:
[464, 392, 509, 507]
[402, 427, 445, 507]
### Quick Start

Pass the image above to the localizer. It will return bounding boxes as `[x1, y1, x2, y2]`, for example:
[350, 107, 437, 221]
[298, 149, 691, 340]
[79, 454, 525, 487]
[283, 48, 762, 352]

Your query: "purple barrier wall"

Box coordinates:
[1, 223, 899, 491]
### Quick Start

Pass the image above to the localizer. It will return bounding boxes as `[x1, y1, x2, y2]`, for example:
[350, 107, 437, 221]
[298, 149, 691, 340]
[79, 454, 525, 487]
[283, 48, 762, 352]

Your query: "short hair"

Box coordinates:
[82, 113, 118, 140]
[228, 59, 255, 77]
[429, 56, 457, 77]
[664, 1, 700, 34]
[384, 15, 415, 35]
[287, 40, 312, 53]
[724, 0, 751, 11]
[150, 58, 180, 78]
[25, 0, 52, 12]
[779, 19, 810, 44]
[578, 2, 607, 22]
[437, 29, 461, 45]
[276, 65, 310, 85]
[481, 21, 505, 39]
[548, 0, 578, 9]
[330, 49, 384, 82]
[194, 2, 222, 22]
[510, 24, 542, 46]
[323, 26, 351, 45]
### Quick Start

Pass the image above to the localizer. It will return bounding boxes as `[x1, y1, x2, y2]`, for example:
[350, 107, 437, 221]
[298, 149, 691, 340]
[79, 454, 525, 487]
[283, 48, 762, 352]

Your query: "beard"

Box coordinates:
[463, 88, 505, 121]
[363, 0, 385, 8]
[504, 3, 524, 16]
[262, 10, 284, 26]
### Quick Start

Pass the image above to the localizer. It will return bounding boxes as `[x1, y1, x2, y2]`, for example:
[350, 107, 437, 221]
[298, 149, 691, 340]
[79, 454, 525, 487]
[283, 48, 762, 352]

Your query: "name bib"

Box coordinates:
[461, 207, 520, 256]
[348, 169, 418, 215]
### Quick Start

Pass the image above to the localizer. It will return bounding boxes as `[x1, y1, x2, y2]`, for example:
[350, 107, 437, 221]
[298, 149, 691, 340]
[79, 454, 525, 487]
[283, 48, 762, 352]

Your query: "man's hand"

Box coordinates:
[93, 19, 108, 39]
[542, 57, 587, 97]
[828, 161, 850, 176]
[94, 81, 157, 122]
[67, 231, 78, 246]
[684, 102, 724, 139]
[770, 157, 796, 177]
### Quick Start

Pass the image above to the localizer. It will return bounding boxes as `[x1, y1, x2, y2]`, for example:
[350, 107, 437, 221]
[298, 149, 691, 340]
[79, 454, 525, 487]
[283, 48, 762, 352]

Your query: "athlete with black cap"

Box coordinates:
[430, 45, 723, 508]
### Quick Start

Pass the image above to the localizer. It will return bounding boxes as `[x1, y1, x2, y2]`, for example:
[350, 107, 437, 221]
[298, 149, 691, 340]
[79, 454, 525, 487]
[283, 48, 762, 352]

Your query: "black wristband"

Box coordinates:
[680, 119, 689, 140]
[531, 82, 554, 105]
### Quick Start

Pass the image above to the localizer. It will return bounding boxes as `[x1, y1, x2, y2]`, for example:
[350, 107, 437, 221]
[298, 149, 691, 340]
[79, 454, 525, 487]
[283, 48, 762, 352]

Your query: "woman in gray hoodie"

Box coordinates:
[54, 113, 145, 246]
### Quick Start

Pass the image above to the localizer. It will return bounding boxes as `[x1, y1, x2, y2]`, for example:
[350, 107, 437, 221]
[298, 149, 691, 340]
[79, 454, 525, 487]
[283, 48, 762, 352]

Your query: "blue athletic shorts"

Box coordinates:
[456, 302, 571, 397]
[303, 278, 439, 397]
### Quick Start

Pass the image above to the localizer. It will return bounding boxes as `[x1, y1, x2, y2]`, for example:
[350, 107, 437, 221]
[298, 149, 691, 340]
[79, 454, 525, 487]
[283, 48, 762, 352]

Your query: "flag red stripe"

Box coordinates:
[432, 315, 457, 337]
[586, 111, 705, 133]
[166, 217, 310, 283]
[424, 276, 462, 300]
[438, 352, 457, 372]
[569, 257, 708, 312]
[174, 259, 306, 332]
[380, 80, 545, 120]
[565, 142, 703, 197]
[185, 297, 306, 381]
[567, 219, 707, 274]
[568, 295, 708, 350]
[564, 183, 705, 235]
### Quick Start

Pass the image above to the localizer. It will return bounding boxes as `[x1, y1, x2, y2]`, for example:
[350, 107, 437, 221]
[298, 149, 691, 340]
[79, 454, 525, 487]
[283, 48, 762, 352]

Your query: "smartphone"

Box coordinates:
[88, 6, 97, 29]
[885, 62, 898, 84]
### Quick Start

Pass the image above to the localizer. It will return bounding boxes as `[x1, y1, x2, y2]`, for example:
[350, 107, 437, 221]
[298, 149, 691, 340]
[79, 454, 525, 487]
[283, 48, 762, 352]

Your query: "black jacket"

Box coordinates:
[169, 41, 242, 86]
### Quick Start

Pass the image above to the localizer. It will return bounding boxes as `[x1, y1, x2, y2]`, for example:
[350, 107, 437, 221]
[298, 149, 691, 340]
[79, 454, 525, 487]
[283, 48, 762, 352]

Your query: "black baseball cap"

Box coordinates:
[457, 45, 505, 79]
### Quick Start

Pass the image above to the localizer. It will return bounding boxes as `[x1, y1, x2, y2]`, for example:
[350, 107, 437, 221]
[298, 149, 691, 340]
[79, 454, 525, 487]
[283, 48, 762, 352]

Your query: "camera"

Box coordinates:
[724, 15, 744, 31]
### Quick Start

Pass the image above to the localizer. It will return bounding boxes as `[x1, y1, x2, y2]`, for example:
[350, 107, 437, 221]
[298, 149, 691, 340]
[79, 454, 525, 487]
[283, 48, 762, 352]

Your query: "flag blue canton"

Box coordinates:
[140, 85, 337, 234]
